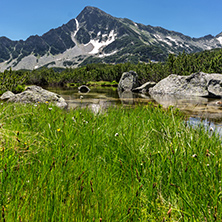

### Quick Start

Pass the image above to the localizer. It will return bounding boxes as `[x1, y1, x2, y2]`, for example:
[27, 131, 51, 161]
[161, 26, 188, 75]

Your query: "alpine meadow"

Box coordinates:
[1, 5, 222, 222]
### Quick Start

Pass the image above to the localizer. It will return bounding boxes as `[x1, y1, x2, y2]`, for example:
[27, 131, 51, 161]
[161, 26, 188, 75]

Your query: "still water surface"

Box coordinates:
[48, 86, 222, 134]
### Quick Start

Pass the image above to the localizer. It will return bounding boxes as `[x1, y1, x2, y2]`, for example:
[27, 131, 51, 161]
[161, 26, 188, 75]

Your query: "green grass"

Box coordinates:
[0, 102, 222, 221]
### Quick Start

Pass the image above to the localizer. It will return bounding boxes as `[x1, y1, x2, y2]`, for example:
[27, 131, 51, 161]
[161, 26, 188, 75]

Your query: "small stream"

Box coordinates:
[47, 86, 222, 136]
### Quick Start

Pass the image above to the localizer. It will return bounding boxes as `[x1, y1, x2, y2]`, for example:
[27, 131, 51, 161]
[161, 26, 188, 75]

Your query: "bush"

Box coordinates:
[14, 84, 25, 93]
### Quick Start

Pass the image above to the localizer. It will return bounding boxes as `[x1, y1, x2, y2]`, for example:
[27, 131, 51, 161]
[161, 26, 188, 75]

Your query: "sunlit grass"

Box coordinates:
[0, 102, 222, 221]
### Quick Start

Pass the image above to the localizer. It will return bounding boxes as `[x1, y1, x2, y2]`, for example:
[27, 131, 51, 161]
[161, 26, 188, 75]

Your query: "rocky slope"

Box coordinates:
[0, 6, 222, 71]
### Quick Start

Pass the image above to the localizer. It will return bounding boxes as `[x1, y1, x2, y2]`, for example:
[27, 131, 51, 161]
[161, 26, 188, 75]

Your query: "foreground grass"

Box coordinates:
[0, 103, 222, 221]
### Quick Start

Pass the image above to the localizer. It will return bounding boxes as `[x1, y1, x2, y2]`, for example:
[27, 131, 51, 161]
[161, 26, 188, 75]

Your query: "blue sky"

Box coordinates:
[1, 0, 222, 40]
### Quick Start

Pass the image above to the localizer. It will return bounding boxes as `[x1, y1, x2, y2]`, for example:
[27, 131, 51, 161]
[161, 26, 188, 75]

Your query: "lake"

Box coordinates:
[48, 86, 222, 134]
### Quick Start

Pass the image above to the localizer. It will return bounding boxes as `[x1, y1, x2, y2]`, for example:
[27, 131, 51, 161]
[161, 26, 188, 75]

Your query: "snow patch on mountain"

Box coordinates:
[154, 34, 161, 39]
[161, 39, 172, 46]
[166, 36, 179, 45]
[73, 19, 79, 37]
[86, 30, 117, 54]
[217, 36, 222, 45]
[98, 50, 117, 58]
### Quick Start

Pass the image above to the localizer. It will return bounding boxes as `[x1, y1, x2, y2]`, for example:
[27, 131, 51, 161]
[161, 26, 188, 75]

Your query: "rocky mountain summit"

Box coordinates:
[1, 6, 222, 71]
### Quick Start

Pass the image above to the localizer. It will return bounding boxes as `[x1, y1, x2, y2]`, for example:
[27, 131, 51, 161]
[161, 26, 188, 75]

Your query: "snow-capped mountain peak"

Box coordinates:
[0, 6, 222, 71]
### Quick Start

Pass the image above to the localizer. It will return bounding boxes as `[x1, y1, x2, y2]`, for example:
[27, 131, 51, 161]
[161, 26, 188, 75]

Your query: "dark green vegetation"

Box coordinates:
[1, 103, 222, 221]
[1, 48, 222, 95]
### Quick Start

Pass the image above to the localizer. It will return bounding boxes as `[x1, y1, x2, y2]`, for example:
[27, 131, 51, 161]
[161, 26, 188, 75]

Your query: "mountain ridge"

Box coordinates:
[0, 6, 222, 71]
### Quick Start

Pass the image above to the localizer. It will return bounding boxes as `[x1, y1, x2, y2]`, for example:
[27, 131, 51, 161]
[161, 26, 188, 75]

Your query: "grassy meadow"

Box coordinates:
[0, 102, 222, 221]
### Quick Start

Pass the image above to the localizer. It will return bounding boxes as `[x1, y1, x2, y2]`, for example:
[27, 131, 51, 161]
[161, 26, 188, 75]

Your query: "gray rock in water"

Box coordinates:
[118, 71, 139, 92]
[205, 74, 222, 97]
[78, 85, 90, 93]
[7, 85, 68, 109]
[0, 91, 15, 101]
[149, 72, 222, 98]
[132, 82, 156, 93]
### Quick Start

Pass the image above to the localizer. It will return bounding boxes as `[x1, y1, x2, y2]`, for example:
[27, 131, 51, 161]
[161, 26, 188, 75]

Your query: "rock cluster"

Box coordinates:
[118, 70, 222, 100]
[149, 72, 222, 98]
[118, 71, 155, 93]
[0, 85, 68, 109]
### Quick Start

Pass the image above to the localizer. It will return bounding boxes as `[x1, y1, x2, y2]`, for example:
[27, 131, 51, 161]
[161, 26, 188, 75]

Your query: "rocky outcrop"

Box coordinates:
[149, 72, 222, 98]
[132, 82, 156, 93]
[1, 85, 68, 108]
[118, 71, 139, 92]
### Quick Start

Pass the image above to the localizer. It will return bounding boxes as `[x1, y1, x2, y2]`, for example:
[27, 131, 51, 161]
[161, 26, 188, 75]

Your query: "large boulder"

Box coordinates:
[132, 82, 156, 93]
[149, 72, 222, 98]
[4, 85, 68, 109]
[118, 71, 139, 92]
[205, 74, 222, 97]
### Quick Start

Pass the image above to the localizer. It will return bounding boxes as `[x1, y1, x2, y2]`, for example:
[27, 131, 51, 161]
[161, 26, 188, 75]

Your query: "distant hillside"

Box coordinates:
[0, 6, 222, 71]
